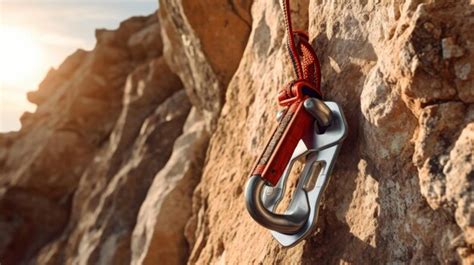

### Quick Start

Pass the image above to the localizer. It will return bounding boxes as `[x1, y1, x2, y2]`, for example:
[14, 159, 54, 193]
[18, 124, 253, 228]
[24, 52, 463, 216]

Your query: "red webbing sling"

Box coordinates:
[251, 0, 323, 186]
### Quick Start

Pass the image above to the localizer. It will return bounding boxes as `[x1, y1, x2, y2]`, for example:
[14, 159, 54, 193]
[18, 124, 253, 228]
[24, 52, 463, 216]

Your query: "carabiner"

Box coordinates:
[251, 80, 325, 187]
[244, 99, 347, 246]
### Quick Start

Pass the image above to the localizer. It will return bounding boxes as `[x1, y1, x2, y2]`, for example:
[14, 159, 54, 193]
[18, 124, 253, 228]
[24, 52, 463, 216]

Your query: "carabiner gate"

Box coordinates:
[245, 99, 347, 247]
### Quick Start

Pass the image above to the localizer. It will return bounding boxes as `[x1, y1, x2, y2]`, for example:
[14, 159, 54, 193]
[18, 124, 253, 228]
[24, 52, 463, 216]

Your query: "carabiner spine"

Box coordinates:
[251, 99, 314, 186]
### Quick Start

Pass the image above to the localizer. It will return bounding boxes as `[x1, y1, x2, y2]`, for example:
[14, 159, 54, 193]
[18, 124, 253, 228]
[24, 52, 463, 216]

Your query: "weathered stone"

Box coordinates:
[28, 49, 89, 105]
[413, 103, 473, 213]
[455, 62, 471, 81]
[158, 0, 251, 128]
[186, 0, 473, 264]
[35, 90, 190, 265]
[444, 123, 474, 244]
[128, 15, 163, 61]
[1, 1, 473, 264]
[442, 37, 464, 59]
[32, 51, 186, 264]
[0, 187, 68, 265]
[0, 14, 172, 265]
[131, 108, 209, 265]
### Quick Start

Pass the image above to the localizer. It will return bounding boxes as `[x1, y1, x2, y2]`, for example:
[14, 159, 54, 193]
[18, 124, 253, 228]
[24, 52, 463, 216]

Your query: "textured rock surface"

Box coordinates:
[185, 0, 474, 264]
[131, 108, 209, 265]
[158, 0, 252, 128]
[0, 14, 157, 264]
[0, 14, 194, 265]
[0, 0, 473, 264]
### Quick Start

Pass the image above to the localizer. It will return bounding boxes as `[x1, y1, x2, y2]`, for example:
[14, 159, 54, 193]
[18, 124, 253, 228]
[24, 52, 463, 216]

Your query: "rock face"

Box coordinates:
[0, 0, 472, 264]
[158, 0, 252, 128]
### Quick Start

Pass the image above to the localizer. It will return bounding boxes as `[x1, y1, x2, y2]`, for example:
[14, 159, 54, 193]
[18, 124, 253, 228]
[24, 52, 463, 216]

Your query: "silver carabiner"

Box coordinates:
[244, 99, 347, 246]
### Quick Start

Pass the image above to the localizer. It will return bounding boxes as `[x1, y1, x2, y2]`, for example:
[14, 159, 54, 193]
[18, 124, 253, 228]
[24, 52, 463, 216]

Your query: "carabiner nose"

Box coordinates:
[245, 175, 309, 234]
[304, 98, 332, 133]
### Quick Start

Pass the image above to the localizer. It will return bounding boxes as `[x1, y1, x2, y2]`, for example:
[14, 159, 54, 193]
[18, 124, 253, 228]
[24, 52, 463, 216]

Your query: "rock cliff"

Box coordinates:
[0, 0, 472, 264]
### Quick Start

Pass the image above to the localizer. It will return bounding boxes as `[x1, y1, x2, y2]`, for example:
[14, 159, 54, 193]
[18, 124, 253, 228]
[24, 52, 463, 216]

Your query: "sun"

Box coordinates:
[0, 26, 45, 89]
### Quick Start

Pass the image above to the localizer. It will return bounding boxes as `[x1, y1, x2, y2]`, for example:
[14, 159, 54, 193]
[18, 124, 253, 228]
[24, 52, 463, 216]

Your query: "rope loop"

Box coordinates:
[280, 0, 322, 103]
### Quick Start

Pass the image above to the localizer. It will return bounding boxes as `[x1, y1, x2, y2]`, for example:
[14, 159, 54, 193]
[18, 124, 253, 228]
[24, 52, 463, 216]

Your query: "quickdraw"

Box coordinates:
[244, 0, 348, 247]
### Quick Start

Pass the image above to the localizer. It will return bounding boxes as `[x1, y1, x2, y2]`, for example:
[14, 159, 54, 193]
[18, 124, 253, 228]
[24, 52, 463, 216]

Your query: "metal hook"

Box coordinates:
[244, 174, 309, 234]
[244, 99, 347, 245]
[244, 127, 317, 234]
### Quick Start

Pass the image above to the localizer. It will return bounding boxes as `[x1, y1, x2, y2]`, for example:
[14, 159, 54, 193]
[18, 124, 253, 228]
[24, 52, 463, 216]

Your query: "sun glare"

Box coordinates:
[0, 26, 45, 88]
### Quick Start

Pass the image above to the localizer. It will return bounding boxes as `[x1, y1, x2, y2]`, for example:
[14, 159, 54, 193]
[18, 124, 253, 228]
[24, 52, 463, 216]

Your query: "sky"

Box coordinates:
[0, 0, 158, 132]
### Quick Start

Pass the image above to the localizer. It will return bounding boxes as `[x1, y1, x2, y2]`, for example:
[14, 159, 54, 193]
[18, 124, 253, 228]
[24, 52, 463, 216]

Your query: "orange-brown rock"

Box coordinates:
[130, 108, 209, 265]
[0, 13, 186, 265]
[0, 1, 472, 264]
[0, 14, 153, 264]
[184, 0, 473, 264]
[158, 0, 252, 128]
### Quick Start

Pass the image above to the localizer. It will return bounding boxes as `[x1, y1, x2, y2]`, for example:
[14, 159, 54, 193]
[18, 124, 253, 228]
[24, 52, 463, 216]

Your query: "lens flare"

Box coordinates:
[0, 26, 45, 89]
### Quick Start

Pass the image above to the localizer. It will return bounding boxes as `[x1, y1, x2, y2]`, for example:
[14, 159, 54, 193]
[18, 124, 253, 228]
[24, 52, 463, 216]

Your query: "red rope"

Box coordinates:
[282, 0, 304, 79]
[280, 0, 322, 102]
[249, 1, 325, 186]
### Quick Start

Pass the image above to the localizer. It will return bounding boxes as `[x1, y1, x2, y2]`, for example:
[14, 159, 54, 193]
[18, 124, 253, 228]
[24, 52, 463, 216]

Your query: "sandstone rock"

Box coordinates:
[184, 1, 308, 263]
[1, 1, 473, 264]
[442, 37, 464, 59]
[131, 108, 209, 265]
[27, 49, 89, 105]
[0, 187, 68, 265]
[158, 0, 251, 128]
[414, 102, 470, 209]
[96, 16, 149, 48]
[35, 90, 190, 265]
[444, 123, 474, 244]
[128, 17, 163, 61]
[0, 14, 170, 265]
[455, 62, 471, 81]
[361, 66, 416, 168]
[186, 0, 474, 264]
[32, 51, 186, 264]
